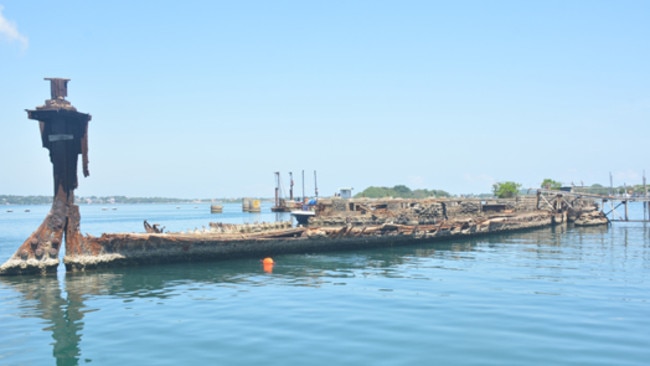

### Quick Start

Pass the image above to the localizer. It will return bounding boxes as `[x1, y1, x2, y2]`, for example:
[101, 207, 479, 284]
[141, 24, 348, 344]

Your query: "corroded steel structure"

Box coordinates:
[0, 78, 97, 275]
[0, 79, 610, 276]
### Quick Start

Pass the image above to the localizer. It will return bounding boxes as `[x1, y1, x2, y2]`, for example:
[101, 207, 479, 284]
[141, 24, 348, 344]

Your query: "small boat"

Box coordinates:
[291, 210, 315, 226]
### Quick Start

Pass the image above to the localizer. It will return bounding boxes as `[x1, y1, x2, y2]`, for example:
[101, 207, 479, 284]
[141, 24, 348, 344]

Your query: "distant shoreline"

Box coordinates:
[0, 195, 273, 206]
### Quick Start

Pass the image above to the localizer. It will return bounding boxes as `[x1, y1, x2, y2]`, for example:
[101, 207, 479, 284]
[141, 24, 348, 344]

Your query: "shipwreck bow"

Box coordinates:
[0, 78, 98, 275]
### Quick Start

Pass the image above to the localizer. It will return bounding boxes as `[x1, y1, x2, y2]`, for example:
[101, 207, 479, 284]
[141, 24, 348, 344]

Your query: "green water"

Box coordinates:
[1, 203, 649, 365]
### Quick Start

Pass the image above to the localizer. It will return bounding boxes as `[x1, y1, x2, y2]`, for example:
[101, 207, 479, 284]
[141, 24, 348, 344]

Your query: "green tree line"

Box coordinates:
[355, 185, 451, 199]
[0, 195, 53, 205]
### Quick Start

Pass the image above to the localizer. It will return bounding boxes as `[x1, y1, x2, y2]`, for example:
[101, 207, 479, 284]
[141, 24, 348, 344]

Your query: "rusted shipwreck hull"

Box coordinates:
[0, 193, 603, 275]
[61, 211, 560, 272]
[0, 79, 605, 276]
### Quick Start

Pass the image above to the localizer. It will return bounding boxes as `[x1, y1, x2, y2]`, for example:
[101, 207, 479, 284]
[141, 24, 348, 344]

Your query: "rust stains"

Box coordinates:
[0, 78, 94, 275]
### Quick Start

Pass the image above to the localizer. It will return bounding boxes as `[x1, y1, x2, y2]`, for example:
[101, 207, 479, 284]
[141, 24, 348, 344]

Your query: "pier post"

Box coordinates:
[274, 172, 280, 208]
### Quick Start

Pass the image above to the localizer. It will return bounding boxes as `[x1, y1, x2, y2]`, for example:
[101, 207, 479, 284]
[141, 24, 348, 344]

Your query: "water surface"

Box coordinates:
[1, 203, 649, 365]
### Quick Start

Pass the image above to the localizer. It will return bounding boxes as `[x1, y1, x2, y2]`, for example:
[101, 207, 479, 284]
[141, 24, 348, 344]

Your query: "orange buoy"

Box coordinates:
[262, 257, 274, 273]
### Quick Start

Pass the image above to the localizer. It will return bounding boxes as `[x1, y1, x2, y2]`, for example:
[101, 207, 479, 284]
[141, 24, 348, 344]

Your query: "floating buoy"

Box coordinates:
[262, 257, 274, 273]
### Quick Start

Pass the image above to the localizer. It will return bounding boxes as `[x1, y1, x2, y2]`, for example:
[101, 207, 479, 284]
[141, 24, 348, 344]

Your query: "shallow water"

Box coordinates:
[1, 203, 649, 365]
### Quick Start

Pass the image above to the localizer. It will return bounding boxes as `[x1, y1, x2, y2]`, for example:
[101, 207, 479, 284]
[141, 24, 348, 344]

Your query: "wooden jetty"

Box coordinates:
[537, 188, 650, 223]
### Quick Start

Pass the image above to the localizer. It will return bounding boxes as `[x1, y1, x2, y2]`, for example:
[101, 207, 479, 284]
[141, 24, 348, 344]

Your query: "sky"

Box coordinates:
[1, 1, 648, 199]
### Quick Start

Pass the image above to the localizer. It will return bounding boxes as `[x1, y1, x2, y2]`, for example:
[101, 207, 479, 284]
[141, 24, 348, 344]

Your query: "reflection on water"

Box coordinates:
[1, 276, 85, 365]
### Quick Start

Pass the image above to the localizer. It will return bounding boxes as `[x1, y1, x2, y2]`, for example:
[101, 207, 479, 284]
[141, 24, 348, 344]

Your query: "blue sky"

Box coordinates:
[1, 1, 648, 199]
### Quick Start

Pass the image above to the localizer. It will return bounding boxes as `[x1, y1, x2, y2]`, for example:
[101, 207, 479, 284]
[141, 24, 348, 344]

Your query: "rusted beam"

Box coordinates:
[0, 78, 94, 275]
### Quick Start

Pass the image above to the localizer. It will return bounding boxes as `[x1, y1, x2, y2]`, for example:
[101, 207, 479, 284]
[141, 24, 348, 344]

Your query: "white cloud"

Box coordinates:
[0, 6, 28, 50]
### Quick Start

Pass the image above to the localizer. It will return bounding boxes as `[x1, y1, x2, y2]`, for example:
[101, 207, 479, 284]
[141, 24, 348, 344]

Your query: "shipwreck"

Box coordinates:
[0, 78, 607, 276]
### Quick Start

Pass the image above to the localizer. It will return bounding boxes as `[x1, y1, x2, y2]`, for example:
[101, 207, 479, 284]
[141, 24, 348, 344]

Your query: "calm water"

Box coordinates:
[1, 202, 649, 365]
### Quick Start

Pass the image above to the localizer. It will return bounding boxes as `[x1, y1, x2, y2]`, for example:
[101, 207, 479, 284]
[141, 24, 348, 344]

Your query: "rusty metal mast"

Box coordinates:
[0, 78, 98, 275]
